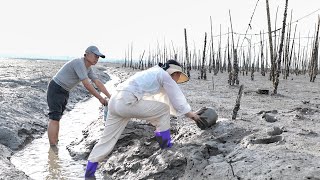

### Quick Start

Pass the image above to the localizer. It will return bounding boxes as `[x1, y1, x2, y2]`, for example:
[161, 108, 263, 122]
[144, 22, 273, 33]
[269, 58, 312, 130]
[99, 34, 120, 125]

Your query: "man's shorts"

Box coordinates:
[47, 80, 69, 121]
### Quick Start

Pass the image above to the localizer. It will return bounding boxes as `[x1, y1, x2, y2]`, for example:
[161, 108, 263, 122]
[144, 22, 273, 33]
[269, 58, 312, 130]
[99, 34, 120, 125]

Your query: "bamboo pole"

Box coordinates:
[310, 16, 320, 82]
[227, 29, 232, 73]
[227, 30, 232, 84]
[171, 40, 177, 60]
[138, 50, 145, 70]
[184, 28, 191, 78]
[265, 41, 269, 74]
[242, 51, 246, 76]
[288, 24, 297, 76]
[124, 48, 127, 68]
[266, 0, 275, 82]
[260, 31, 266, 76]
[210, 16, 215, 73]
[130, 42, 133, 68]
[251, 62, 255, 80]
[218, 24, 222, 73]
[285, 10, 293, 79]
[296, 33, 301, 75]
[210, 47, 213, 73]
[274, 6, 279, 63]
[201, 32, 207, 80]
[273, 0, 289, 94]
[229, 10, 239, 85]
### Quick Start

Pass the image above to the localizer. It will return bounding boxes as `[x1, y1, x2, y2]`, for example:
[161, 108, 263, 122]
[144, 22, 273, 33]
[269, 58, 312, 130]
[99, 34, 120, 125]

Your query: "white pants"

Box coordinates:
[88, 91, 170, 162]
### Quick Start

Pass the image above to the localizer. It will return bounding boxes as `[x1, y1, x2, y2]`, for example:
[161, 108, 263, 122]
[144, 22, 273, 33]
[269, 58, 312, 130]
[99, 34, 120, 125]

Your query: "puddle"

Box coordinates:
[11, 73, 119, 180]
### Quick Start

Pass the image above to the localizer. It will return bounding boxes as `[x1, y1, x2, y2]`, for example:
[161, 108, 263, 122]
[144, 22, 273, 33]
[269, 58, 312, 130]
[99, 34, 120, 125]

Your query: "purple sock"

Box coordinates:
[155, 129, 173, 149]
[85, 161, 98, 177]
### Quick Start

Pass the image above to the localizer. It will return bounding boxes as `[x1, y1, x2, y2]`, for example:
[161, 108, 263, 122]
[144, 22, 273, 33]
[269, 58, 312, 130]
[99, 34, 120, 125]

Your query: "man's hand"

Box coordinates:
[82, 79, 109, 106]
[99, 98, 108, 106]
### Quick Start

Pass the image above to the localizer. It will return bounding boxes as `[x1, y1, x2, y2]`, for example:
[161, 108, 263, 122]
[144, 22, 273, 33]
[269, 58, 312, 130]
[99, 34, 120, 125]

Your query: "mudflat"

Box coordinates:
[1, 59, 320, 179]
[71, 64, 320, 179]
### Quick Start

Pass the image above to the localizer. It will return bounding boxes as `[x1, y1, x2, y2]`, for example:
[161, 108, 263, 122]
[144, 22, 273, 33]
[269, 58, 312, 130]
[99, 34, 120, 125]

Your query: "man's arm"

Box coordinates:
[82, 78, 107, 105]
[92, 79, 111, 98]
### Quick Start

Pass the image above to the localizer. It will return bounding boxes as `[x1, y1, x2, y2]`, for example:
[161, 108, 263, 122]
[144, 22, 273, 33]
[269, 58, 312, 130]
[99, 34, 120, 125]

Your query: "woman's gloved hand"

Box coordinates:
[186, 111, 208, 129]
[186, 111, 200, 121]
[195, 107, 208, 115]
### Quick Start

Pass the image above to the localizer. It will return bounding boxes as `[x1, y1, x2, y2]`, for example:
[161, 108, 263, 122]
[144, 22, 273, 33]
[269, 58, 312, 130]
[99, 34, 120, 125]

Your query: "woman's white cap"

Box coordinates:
[162, 60, 189, 83]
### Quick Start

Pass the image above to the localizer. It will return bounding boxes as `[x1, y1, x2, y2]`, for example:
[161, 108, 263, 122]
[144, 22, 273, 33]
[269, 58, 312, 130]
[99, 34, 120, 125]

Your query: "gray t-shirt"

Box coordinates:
[53, 58, 98, 91]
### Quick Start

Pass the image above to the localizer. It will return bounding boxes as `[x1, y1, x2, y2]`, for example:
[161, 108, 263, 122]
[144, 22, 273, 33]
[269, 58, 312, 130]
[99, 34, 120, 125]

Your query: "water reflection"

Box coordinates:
[47, 145, 62, 179]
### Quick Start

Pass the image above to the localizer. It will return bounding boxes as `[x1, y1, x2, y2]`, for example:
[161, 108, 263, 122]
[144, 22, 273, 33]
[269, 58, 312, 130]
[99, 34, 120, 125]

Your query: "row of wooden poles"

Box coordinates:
[123, 0, 319, 95]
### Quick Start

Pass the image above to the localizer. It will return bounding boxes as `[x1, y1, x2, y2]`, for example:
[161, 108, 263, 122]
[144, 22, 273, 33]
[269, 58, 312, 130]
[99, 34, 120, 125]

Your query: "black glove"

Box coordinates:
[195, 117, 209, 130]
[195, 107, 208, 115]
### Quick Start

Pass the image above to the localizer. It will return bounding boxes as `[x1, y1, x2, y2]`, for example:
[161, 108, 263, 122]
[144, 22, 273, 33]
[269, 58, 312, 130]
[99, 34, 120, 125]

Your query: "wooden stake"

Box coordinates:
[232, 84, 244, 120]
[201, 32, 207, 80]
[266, 0, 275, 82]
[273, 0, 289, 94]
[184, 28, 191, 78]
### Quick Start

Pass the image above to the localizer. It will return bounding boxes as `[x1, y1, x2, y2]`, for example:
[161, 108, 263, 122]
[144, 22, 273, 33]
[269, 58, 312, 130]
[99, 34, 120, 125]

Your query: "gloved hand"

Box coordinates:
[186, 111, 200, 121]
[186, 111, 208, 130]
[196, 117, 209, 130]
[195, 107, 208, 115]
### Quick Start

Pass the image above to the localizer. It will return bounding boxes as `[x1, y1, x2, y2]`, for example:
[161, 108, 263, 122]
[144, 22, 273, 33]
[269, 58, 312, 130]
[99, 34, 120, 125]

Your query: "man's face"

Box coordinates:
[85, 53, 99, 65]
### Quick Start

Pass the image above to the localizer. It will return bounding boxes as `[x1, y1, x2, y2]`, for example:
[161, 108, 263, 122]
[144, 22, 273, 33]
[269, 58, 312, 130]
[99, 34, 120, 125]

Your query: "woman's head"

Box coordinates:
[160, 60, 189, 83]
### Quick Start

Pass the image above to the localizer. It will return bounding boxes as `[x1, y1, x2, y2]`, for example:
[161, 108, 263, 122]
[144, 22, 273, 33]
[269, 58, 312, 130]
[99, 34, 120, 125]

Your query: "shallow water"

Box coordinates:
[11, 74, 119, 180]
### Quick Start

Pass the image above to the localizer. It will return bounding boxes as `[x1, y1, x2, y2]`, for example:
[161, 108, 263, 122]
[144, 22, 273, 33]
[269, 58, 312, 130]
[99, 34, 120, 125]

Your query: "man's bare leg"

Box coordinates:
[48, 120, 59, 145]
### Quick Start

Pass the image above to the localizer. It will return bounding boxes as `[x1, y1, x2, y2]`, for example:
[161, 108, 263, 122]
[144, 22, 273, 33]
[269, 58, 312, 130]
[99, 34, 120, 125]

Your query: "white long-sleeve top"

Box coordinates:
[116, 66, 191, 116]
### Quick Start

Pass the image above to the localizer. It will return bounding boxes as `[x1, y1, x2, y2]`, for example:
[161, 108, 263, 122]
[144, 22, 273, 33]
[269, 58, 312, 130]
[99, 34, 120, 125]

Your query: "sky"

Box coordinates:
[0, 0, 319, 60]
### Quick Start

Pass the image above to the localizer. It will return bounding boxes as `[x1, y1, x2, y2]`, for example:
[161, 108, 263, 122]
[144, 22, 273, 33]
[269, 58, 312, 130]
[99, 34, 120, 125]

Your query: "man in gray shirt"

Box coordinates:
[46, 46, 111, 146]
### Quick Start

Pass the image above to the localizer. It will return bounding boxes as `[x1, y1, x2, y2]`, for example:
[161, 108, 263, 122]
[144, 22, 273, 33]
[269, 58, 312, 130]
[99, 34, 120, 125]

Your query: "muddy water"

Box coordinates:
[11, 74, 119, 180]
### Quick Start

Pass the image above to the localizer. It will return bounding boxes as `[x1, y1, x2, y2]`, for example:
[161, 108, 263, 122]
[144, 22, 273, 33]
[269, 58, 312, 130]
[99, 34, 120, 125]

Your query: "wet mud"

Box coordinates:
[70, 65, 320, 179]
[2, 59, 320, 179]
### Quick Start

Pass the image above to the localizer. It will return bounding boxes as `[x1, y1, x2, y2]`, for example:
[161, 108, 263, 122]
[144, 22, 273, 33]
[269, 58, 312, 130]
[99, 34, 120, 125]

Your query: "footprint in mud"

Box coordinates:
[297, 129, 318, 137]
[251, 135, 283, 144]
[242, 129, 285, 146]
